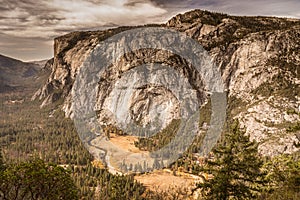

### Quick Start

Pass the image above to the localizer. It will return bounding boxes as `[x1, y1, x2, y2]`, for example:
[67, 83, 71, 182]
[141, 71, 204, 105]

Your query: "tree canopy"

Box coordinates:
[198, 120, 266, 200]
[0, 159, 79, 200]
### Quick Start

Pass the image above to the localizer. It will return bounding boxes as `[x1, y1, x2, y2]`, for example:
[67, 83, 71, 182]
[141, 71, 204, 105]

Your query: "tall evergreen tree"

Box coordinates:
[198, 120, 266, 200]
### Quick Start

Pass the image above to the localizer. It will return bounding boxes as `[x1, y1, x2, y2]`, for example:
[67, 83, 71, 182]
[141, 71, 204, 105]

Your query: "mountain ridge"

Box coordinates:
[0, 54, 50, 93]
[33, 9, 300, 157]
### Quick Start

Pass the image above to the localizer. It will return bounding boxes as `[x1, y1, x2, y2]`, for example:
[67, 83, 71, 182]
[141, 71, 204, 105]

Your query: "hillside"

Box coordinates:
[33, 9, 300, 158]
[0, 54, 49, 93]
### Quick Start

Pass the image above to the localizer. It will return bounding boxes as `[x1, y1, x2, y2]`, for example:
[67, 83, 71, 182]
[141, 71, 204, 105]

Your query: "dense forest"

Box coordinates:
[0, 92, 146, 199]
[1, 90, 299, 199]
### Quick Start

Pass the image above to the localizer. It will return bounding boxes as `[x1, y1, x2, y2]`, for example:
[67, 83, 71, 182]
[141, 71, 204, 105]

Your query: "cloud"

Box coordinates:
[208, 0, 300, 18]
[0, 0, 167, 39]
[150, 0, 300, 18]
[53, 0, 167, 27]
[0, 0, 299, 60]
[0, 33, 53, 61]
[0, 0, 168, 60]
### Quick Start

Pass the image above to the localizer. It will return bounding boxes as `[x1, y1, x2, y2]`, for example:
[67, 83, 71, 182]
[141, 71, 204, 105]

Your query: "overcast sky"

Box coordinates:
[1, 0, 300, 61]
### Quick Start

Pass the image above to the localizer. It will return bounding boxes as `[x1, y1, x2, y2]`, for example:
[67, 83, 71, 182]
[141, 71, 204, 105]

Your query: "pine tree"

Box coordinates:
[198, 120, 266, 200]
[262, 154, 300, 199]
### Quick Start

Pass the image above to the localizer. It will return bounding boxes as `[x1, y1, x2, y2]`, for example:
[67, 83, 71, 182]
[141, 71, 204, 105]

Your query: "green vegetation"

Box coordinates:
[287, 122, 300, 132]
[177, 9, 228, 26]
[134, 99, 212, 155]
[227, 96, 248, 120]
[1, 84, 299, 199]
[0, 97, 92, 165]
[0, 93, 147, 199]
[0, 159, 79, 200]
[252, 69, 298, 101]
[252, 48, 299, 101]
[71, 163, 145, 200]
[198, 120, 266, 199]
[199, 99, 212, 127]
[195, 120, 300, 200]
[0, 91, 189, 199]
[134, 119, 181, 151]
[261, 154, 300, 199]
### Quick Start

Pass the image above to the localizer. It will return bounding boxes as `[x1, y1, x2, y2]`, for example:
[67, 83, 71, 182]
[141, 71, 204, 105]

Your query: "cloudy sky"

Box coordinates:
[1, 0, 300, 61]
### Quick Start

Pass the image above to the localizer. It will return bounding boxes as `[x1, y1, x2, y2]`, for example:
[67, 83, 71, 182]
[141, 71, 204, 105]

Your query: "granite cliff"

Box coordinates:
[33, 10, 300, 156]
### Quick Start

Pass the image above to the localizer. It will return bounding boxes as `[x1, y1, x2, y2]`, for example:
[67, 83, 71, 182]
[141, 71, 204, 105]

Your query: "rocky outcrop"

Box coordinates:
[33, 10, 300, 156]
[33, 27, 136, 107]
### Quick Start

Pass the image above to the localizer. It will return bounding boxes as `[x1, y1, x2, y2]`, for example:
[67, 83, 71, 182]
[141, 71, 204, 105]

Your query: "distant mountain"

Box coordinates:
[0, 54, 50, 93]
[29, 59, 49, 67]
[33, 9, 300, 157]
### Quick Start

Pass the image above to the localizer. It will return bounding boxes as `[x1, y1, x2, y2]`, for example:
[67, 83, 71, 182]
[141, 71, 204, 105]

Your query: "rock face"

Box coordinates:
[33, 10, 300, 156]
